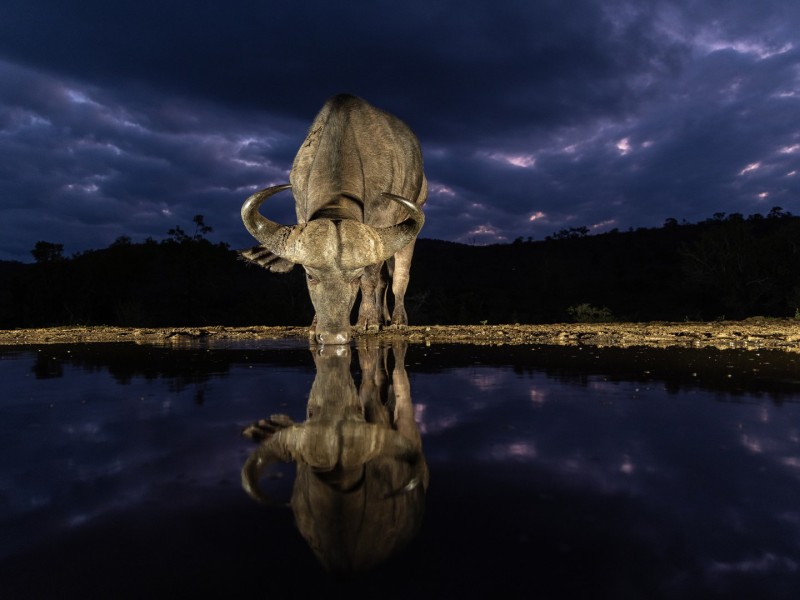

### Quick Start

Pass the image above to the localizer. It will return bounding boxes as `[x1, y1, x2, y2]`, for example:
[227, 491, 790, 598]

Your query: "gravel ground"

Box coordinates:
[1, 319, 799, 352]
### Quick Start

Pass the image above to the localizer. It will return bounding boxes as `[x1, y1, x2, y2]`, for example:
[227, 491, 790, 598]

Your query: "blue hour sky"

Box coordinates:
[1, 0, 799, 262]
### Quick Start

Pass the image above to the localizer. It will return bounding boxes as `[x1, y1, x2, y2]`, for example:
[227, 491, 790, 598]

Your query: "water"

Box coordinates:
[1, 340, 799, 599]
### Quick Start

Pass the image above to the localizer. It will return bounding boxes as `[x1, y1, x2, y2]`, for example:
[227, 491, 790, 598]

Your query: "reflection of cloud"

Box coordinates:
[737, 417, 800, 477]
[780, 457, 800, 469]
[62, 422, 103, 438]
[488, 441, 537, 461]
[778, 511, 800, 525]
[740, 434, 763, 453]
[413, 402, 425, 428]
[470, 371, 504, 392]
[413, 402, 460, 435]
[620, 454, 635, 475]
[587, 380, 622, 393]
[529, 387, 546, 405]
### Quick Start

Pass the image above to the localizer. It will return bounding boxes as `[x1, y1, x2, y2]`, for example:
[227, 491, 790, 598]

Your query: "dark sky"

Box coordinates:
[1, 0, 799, 262]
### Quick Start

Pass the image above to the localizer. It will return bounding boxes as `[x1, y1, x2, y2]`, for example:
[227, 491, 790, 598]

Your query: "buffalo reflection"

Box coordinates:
[241, 339, 428, 574]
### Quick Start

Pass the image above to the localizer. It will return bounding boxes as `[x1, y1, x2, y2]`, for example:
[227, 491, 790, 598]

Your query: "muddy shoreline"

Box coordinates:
[1, 319, 799, 352]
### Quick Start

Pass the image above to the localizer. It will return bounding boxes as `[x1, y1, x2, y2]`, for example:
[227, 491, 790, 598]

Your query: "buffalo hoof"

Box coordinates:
[355, 319, 381, 333]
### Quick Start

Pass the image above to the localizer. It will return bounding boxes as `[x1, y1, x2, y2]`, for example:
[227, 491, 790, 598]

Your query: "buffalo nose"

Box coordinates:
[315, 330, 351, 345]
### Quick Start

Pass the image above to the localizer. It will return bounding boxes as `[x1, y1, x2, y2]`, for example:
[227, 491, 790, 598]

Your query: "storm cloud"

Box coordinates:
[1, 0, 799, 260]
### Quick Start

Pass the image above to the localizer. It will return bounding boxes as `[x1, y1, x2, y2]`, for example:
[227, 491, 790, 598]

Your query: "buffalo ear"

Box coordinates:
[239, 246, 296, 273]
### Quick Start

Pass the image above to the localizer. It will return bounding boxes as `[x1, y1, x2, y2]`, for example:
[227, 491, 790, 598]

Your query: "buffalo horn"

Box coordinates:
[373, 192, 426, 261]
[241, 184, 296, 257]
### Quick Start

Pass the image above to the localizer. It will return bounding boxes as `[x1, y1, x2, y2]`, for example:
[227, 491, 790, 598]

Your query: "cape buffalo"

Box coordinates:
[241, 94, 427, 344]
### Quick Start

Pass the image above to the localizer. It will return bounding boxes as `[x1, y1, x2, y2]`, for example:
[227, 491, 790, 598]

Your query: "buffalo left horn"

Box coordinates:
[241, 184, 295, 257]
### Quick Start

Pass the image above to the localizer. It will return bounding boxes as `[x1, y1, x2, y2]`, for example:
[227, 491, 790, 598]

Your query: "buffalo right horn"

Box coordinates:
[374, 193, 426, 261]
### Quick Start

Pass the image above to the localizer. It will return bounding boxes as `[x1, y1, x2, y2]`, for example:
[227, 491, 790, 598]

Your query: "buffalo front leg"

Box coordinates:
[356, 263, 384, 332]
[390, 240, 417, 328]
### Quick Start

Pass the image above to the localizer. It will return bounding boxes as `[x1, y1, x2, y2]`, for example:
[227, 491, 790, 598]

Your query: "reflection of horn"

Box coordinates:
[241, 442, 291, 507]
[383, 452, 427, 498]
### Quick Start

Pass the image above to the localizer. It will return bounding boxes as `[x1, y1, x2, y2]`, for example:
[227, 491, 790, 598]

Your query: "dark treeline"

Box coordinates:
[0, 222, 316, 329]
[410, 208, 800, 324]
[2, 208, 800, 328]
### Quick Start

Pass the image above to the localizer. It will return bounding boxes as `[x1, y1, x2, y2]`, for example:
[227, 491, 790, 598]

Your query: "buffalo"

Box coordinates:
[241, 94, 427, 344]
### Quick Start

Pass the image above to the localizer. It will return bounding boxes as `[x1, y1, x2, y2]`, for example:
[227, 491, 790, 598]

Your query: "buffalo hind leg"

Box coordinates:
[308, 313, 318, 340]
[378, 260, 390, 324]
[389, 240, 416, 328]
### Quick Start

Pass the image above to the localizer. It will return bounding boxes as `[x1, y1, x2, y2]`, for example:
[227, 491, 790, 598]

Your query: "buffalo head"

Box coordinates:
[241, 184, 424, 344]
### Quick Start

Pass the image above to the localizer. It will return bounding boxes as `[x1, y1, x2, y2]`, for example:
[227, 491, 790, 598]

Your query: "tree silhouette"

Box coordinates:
[192, 214, 212, 240]
[31, 241, 64, 264]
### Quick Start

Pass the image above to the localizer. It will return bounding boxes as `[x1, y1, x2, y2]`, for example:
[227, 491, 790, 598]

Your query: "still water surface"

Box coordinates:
[1, 340, 799, 599]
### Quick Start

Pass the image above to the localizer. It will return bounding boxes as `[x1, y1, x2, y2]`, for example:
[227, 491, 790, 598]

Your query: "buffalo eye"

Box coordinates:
[306, 273, 318, 285]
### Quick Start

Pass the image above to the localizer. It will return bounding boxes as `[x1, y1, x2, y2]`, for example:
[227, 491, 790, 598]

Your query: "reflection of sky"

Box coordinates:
[412, 365, 800, 478]
[428, 369, 800, 573]
[1, 343, 799, 591]
[0, 347, 315, 559]
[409, 363, 800, 581]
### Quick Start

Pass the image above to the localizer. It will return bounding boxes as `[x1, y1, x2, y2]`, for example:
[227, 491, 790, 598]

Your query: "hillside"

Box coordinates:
[1, 209, 799, 328]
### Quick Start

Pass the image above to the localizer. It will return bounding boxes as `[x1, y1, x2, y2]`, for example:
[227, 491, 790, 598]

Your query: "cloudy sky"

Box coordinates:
[1, 0, 799, 262]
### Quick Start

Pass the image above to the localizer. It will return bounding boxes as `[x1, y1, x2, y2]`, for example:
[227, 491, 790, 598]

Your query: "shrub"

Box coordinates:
[567, 303, 615, 323]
